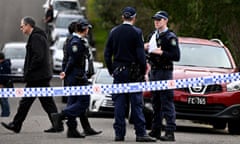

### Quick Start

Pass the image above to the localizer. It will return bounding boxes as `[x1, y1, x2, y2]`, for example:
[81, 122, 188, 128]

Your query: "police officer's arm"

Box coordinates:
[151, 37, 180, 62]
[64, 41, 84, 75]
[104, 33, 114, 75]
[150, 47, 163, 55]
[135, 31, 147, 75]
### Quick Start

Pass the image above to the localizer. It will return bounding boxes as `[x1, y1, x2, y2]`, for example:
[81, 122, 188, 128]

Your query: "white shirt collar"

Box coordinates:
[123, 21, 133, 25]
[72, 32, 82, 38]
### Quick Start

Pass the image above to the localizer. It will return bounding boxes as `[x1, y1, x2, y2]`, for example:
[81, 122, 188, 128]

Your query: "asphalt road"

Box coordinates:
[0, 78, 239, 144]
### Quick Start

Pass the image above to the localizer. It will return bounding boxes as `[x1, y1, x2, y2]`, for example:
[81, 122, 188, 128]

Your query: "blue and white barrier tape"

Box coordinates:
[0, 72, 240, 98]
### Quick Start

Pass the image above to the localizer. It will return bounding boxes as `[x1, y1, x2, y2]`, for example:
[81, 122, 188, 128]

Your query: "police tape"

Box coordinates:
[0, 72, 240, 98]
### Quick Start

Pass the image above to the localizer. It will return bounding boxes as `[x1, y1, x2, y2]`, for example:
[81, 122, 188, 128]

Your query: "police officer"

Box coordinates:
[51, 19, 94, 138]
[145, 11, 180, 141]
[60, 20, 102, 136]
[104, 6, 156, 142]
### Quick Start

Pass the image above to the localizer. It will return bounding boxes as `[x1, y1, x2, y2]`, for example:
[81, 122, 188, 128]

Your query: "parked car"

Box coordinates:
[50, 10, 85, 43]
[43, 0, 85, 18]
[50, 36, 66, 72]
[1, 42, 26, 81]
[88, 68, 114, 116]
[50, 36, 102, 72]
[143, 37, 240, 134]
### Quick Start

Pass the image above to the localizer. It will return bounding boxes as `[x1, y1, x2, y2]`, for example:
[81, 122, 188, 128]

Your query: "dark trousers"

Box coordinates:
[150, 69, 176, 132]
[112, 68, 146, 137]
[64, 95, 90, 128]
[63, 79, 91, 129]
[0, 98, 10, 116]
[12, 79, 58, 127]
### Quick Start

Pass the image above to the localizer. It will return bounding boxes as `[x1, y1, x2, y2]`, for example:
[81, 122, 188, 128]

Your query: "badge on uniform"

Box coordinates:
[72, 45, 78, 52]
[171, 38, 177, 46]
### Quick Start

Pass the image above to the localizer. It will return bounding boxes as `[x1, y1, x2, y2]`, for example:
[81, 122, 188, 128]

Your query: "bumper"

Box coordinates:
[176, 104, 240, 121]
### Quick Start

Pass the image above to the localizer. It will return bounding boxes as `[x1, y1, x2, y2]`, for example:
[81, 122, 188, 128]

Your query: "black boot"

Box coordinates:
[148, 129, 161, 139]
[84, 128, 102, 136]
[159, 131, 175, 141]
[79, 113, 102, 136]
[51, 112, 64, 131]
[67, 128, 85, 138]
[44, 126, 64, 133]
[1, 122, 21, 133]
[136, 135, 156, 142]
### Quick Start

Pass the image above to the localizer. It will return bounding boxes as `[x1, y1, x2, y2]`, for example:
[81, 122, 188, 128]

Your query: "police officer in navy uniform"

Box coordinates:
[60, 20, 102, 136]
[51, 19, 97, 138]
[104, 6, 156, 142]
[145, 11, 180, 141]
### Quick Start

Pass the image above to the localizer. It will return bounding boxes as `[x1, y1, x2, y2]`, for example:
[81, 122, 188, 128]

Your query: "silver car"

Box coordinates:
[50, 10, 84, 42]
[1, 42, 26, 81]
[43, 0, 85, 18]
[88, 68, 114, 116]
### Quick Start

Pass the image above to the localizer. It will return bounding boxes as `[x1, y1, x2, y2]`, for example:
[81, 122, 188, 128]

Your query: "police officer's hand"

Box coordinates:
[144, 74, 149, 82]
[144, 43, 150, 51]
[59, 72, 65, 80]
[151, 47, 163, 55]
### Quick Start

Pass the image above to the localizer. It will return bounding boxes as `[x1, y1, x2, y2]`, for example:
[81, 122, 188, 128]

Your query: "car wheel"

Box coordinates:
[228, 120, 240, 134]
[212, 121, 227, 129]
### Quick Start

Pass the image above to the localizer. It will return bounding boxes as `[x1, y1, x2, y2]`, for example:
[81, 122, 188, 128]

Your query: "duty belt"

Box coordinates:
[151, 65, 173, 70]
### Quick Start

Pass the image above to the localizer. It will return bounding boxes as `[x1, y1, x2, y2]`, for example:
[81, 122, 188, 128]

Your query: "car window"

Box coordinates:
[175, 43, 232, 68]
[55, 17, 79, 28]
[54, 1, 79, 11]
[95, 69, 113, 84]
[56, 39, 65, 49]
[3, 47, 26, 59]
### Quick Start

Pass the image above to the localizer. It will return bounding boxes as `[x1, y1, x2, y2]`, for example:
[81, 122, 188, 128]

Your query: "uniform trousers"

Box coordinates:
[112, 68, 146, 138]
[150, 69, 176, 132]
[12, 78, 58, 127]
[63, 95, 90, 128]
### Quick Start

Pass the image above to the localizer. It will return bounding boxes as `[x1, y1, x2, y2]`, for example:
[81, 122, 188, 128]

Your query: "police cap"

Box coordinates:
[77, 19, 92, 30]
[152, 11, 168, 20]
[122, 6, 136, 19]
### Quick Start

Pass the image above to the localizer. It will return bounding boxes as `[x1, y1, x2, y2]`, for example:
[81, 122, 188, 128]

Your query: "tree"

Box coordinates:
[89, 0, 240, 64]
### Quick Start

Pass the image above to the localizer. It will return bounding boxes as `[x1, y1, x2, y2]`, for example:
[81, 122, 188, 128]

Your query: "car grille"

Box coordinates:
[175, 102, 226, 115]
[177, 84, 222, 94]
[102, 99, 114, 108]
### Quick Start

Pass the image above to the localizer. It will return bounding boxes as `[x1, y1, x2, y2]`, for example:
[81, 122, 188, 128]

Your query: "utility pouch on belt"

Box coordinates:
[129, 63, 144, 82]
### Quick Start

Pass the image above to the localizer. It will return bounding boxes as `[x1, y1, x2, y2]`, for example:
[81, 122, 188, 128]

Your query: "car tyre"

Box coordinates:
[212, 121, 227, 129]
[228, 120, 240, 134]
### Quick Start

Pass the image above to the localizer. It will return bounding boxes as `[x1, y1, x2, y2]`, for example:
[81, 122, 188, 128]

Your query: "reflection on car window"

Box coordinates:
[54, 1, 79, 11]
[95, 69, 113, 84]
[4, 47, 26, 59]
[56, 39, 65, 49]
[175, 44, 232, 68]
[56, 17, 79, 28]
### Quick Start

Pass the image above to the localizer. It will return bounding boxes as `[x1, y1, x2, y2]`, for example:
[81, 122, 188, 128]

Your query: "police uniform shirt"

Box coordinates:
[104, 23, 146, 75]
[148, 29, 180, 69]
[64, 33, 87, 76]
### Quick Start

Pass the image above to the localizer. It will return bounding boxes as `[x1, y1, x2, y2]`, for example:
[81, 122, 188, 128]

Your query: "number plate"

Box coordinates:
[187, 96, 207, 105]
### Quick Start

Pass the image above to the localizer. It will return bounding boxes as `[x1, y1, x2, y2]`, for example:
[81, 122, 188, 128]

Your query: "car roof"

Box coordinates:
[2, 42, 26, 49]
[56, 10, 84, 18]
[179, 37, 224, 47]
[54, 0, 79, 2]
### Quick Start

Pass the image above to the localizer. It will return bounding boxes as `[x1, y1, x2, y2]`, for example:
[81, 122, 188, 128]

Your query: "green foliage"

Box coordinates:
[87, 0, 240, 65]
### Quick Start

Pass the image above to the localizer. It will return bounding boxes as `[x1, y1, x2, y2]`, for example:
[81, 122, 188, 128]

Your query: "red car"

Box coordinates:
[143, 37, 240, 134]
